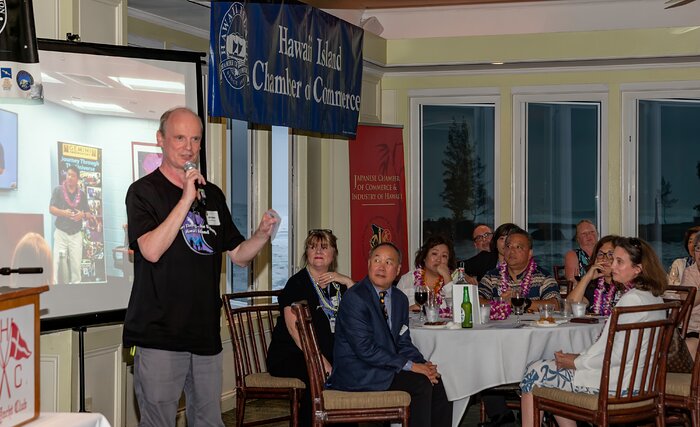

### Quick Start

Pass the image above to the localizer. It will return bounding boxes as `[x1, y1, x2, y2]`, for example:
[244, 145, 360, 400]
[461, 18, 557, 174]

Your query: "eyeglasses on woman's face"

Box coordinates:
[596, 250, 614, 260]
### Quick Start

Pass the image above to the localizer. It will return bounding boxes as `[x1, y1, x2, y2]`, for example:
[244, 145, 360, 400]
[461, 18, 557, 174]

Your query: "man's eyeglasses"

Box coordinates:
[596, 251, 614, 260]
[474, 232, 493, 242]
[308, 229, 333, 235]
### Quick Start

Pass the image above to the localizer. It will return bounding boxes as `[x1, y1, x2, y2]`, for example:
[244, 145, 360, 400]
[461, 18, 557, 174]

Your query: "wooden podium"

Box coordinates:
[0, 286, 48, 427]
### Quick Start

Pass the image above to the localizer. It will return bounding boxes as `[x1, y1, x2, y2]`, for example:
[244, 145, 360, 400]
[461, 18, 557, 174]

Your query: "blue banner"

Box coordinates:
[209, 2, 363, 138]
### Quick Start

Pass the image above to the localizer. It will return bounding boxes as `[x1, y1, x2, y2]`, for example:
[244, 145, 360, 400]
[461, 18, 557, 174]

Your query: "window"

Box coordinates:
[228, 119, 250, 293]
[271, 126, 291, 290]
[635, 98, 700, 267]
[228, 123, 293, 293]
[514, 93, 605, 273]
[412, 98, 497, 261]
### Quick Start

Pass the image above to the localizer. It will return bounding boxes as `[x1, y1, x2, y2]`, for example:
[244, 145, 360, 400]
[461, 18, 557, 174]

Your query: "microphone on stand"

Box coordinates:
[183, 161, 206, 206]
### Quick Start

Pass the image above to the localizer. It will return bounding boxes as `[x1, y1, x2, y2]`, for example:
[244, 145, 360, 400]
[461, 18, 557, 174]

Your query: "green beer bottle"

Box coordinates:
[461, 284, 473, 328]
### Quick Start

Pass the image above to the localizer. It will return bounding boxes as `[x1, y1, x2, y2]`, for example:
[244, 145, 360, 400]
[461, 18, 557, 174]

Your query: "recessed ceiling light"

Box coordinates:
[109, 76, 185, 94]
[491, 62, 505, 65]
[62, 100, 132, 114]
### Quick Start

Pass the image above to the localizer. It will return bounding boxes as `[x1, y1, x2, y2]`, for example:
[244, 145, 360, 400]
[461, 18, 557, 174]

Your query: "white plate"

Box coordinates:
[420, 324, 447, 329]
[532, 321, 559, 328]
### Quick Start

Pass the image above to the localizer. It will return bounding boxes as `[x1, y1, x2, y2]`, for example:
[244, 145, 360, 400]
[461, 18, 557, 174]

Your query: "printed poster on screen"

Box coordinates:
[56, 142, 106, 283]
[0, 304, 36, 426]
[209, 1, 363, 137]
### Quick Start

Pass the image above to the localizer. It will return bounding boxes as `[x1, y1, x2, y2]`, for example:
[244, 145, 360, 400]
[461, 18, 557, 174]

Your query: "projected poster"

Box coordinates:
[54, 142, 106, 283]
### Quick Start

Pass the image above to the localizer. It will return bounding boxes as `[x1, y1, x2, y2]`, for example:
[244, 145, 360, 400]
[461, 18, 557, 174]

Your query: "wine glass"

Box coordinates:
[510, 286, 526, 325]
[669, 266, 680, 285]
[414, 284, 429, 322]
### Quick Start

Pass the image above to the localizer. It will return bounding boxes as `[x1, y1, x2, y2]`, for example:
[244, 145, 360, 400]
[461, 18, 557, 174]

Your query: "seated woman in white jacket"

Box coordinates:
[396, 235, 457, 311]
[519, 237, 668, 427]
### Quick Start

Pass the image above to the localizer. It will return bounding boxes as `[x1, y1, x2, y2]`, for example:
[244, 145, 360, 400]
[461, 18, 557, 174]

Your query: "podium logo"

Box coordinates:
[0, 320, 31, 399]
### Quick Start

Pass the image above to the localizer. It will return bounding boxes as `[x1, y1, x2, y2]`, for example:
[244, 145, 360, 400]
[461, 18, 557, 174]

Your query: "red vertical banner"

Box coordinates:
[349, 125, 408, 280]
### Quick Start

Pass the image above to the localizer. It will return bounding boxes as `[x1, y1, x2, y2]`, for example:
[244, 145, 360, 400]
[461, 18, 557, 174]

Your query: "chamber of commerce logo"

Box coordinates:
[181, 211, 216, 255]
[0, 319, 31, 399]
[218, 2, 249, 90]
[0, 0, 7, 36]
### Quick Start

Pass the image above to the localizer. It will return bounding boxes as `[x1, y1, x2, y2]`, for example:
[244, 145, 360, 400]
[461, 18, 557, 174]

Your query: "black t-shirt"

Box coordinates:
[50, 185, 89, 235]
[123, 169, 244, 355]
[267, 269, 346, 369]
[462, 250, 498, 281]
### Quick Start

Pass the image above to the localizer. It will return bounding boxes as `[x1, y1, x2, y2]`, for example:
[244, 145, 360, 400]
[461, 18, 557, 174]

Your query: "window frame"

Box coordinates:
[512, 87, 609, 236]
[409, 89, 501, 257]
[621, 82, 700, 236]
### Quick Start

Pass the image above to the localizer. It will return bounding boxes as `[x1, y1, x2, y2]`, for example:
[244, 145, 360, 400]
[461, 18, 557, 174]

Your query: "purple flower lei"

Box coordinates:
[413, 268, 445, 306]
[591, 277, 616, 316]
[61, 180, 81, 208]
[498, 257, 536, 297]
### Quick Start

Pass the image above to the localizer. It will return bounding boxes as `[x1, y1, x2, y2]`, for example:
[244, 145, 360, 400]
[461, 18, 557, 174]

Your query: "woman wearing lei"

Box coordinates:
[566, 235, 632, 316]
[266, 229, 354, 425]
[397, 235, 457, 313]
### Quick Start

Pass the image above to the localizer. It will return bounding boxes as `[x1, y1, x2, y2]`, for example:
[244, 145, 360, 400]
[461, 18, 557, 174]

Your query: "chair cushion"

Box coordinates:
[666, 373, 692, 397]
[322, 390, 411, 410]
[244, 372, 306, 389]
[532, 386, 654, 411]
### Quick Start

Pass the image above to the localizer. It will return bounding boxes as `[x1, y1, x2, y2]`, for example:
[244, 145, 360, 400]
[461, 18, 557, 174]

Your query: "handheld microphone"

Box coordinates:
[183, 161, 206, 206]
[0, 267, 43, 276]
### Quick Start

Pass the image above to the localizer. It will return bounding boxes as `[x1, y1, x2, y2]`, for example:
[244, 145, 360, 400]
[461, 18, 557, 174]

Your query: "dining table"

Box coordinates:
[410, 313, 605, 427]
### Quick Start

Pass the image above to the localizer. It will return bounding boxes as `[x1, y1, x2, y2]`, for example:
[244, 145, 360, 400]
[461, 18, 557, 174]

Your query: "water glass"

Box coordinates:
[480, 303, 491, 324]
[571, 302, 587, 317]
[426, 303, 439, 323]
[539, 304, 553, 321]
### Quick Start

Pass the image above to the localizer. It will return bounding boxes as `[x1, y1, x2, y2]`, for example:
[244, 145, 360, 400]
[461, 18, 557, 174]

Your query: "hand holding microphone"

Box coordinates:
[183, 161, 206, 206]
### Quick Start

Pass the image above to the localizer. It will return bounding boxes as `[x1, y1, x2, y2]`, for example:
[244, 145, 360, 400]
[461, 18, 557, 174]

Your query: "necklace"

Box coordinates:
[307, 268, 341, 315]
[591, 277, 616, 316]
[62, 180, 81, 209]
[498, 258, 536, 297]
[414, 268, 444, 293]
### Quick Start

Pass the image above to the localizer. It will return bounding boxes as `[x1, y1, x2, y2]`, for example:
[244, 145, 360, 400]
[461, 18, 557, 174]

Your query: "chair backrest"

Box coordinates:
[552, 265, 569, 295]
[597, 301, 680, 410]
[223, 290, 283, 388]
[291, 301, 327, 410]
[663, 285, 697, 339]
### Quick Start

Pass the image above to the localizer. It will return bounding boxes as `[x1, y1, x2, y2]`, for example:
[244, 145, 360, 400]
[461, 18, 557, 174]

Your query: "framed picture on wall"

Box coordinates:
[131, 142, 162, 181]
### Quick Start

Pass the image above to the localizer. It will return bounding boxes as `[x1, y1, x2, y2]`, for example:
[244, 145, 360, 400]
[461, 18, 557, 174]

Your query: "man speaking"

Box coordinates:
[124, 107, 278, 426]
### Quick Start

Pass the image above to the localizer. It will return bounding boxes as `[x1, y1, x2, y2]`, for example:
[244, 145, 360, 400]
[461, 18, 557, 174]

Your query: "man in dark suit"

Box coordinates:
[327, 242, 452, 427]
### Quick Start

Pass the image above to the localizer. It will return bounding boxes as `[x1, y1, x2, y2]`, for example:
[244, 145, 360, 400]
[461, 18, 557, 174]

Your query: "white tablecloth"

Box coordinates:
[29, 412, 111, 427]
[411, 314, 604, 426]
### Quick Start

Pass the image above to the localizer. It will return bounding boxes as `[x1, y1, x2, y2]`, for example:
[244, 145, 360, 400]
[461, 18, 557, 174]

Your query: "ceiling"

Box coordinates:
[302, 0, 552, 8]
[128, 0, 700, 41]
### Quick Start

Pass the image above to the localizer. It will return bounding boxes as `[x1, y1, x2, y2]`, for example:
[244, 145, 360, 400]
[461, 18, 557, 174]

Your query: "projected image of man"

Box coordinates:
[49, 165, 88, 283]
[123, 107, 279, 427]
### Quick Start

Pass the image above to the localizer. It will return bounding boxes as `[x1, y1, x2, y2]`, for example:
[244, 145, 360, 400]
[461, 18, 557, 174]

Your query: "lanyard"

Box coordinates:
[306, 268, 341, 319]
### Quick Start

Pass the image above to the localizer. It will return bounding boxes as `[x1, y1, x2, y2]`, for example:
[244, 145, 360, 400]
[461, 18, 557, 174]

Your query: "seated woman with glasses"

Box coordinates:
[565, 235, 621, 315]
[266, 229, 355, 425]
[396, 235, 457, 312]
[519, 237, 668, 427]
[679, 233, 700, 357]
[669, 225, 700, 284]
[563, 219, 599, 283]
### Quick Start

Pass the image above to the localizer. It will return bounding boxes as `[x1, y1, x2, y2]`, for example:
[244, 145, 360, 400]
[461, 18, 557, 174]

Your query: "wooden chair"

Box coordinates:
[223, 291, 304, 427]
[290, 302, 411, 426]
[532, 301, 681, 427]
[552, 265, 569, 296]
[665, 286, 700, 426]
[663, 285, 697, 339]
